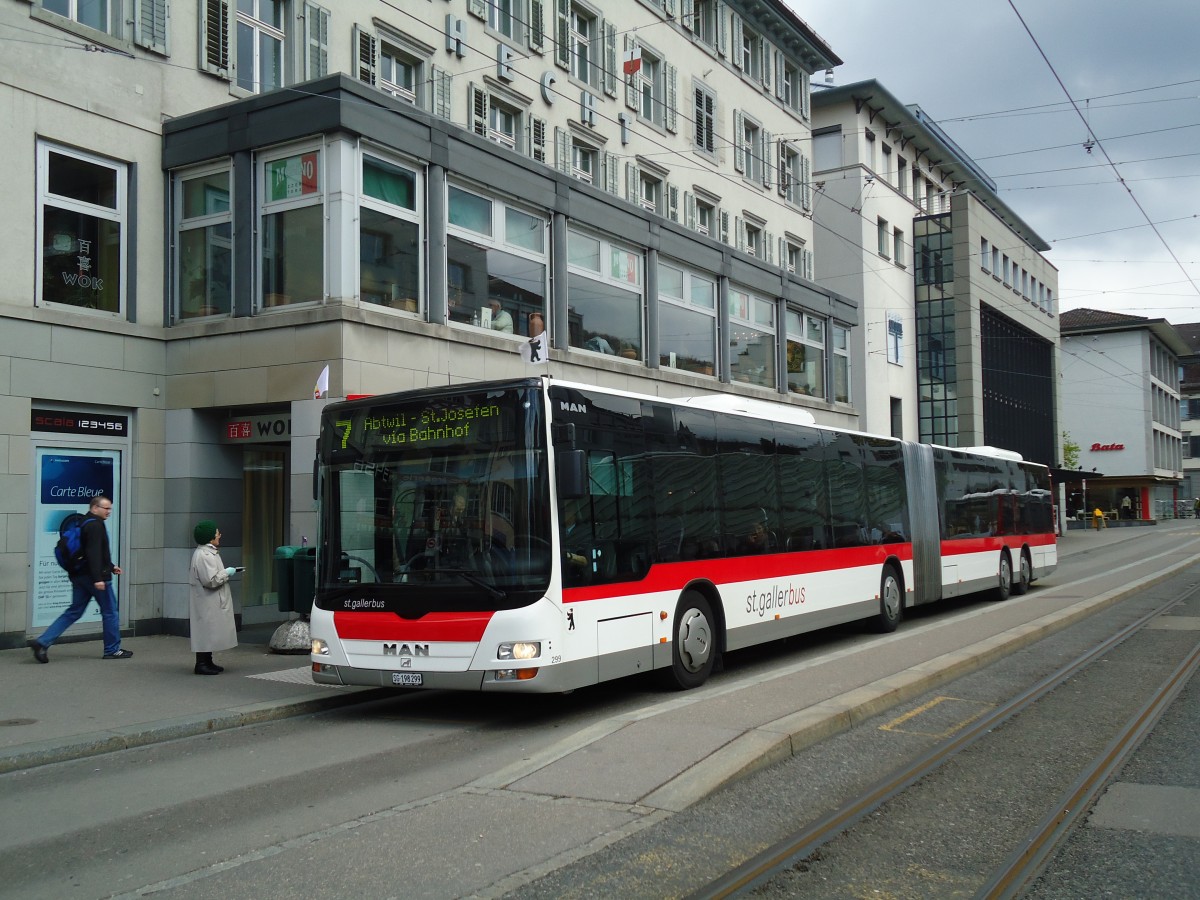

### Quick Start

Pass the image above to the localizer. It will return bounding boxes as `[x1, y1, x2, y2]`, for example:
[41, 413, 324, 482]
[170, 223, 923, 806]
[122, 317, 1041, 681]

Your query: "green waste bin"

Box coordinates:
[275, 545, 316, 616]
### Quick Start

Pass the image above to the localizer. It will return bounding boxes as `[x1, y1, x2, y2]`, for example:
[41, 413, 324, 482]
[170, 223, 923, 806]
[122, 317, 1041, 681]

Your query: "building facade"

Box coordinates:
[1059, 309, 1187, 520]
[811, 81, 1061, 464]
[1, 0, 856, 647]
[1177, 322, 1200, 504]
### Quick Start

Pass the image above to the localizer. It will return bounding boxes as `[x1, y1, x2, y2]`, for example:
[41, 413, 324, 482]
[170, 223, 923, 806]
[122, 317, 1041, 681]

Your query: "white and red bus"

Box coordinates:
[309, 377, 1056, 692]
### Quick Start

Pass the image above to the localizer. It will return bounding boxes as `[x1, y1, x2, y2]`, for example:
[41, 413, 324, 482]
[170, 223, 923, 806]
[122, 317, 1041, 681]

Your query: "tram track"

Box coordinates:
[979, 637, 1200, 899]
[684, 585, 1200, 900]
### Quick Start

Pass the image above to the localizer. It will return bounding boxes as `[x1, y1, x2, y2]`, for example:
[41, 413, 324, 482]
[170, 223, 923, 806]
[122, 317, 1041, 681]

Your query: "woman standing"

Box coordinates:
[189, 520, 239, 675]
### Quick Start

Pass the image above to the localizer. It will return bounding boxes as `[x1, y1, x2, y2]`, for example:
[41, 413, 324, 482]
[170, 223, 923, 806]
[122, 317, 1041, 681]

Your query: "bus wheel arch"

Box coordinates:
[662, 584, 722, 690]
[1012, 547, 1032, 596]
[994, 550, 1014, 601]
[874, 561, 904, 633]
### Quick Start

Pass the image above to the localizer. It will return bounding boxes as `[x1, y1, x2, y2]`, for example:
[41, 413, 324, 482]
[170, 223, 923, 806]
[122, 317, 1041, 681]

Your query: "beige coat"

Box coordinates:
[189, 543, 238, 652]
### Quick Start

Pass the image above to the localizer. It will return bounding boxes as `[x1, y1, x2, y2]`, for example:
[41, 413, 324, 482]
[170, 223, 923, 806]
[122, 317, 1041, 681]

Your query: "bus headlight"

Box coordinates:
[497, 641, 540, 660]
[312, 639, 329, 656]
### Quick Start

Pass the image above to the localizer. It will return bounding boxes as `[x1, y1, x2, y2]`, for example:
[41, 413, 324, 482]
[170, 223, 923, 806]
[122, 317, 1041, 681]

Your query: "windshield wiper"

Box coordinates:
[442, 569, 508, 601]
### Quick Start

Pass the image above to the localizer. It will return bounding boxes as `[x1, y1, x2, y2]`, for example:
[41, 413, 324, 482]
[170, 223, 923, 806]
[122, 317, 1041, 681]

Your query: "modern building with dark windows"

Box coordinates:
[2, 0, 856, 647]
[812, 81, 1061, 465]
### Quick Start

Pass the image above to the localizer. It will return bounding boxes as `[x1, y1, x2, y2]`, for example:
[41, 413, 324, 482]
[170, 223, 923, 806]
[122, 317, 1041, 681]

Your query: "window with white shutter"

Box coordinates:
[136, 0, 170, 55]
[693, 85, 716, 155]
[199, 0, 231, 78]
[303, 4, 329, 79]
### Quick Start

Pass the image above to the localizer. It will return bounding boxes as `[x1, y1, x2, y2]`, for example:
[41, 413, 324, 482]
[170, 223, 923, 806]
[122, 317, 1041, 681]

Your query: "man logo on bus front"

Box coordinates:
[383, 643, 430, 657]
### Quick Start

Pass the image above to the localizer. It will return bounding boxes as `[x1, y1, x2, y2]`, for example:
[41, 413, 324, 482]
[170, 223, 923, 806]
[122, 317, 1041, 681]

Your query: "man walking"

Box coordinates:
[30, 495, 131, 662]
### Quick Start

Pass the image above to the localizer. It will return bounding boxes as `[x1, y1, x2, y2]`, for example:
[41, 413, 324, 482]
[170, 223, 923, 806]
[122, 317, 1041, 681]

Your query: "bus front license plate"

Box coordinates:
[391, 672, 423, 687]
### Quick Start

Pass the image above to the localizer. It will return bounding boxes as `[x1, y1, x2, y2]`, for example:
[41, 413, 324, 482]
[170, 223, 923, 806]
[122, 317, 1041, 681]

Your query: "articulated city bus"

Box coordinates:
[309, 377, 1056, 692]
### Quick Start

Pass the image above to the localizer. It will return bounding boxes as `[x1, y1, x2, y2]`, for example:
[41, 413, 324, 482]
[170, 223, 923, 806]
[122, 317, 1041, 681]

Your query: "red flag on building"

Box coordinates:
[623, 46, 642, 76]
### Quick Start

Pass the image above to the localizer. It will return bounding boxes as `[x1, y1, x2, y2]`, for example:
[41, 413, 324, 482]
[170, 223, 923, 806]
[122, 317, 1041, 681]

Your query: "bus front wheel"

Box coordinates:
[874, 565, 903, 633]
[663, 591, 716, 690]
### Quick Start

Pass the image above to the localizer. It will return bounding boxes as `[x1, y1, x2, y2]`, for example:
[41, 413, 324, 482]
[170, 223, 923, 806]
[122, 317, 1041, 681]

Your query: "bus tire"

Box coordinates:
[663, 591, 716, 690]
[875, 565, 903, 633]
[1012, 549, 1032, 596]
[994, 551, 1013, 601]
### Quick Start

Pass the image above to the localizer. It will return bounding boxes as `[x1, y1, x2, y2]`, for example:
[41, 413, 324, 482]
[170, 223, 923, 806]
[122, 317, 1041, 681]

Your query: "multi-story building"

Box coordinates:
[1179, 322, 1200, 503]
[1059, 308, 1187, 520]
[811, 80, 1060, 464]
[1, 0, 850, 647]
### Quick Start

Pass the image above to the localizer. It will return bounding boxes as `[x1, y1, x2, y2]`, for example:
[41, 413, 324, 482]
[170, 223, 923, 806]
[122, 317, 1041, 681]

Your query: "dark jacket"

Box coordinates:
[80, 513, 115, 584]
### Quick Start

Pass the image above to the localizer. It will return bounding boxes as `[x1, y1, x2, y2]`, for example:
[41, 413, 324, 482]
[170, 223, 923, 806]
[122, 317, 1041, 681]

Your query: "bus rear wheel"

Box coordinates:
[994, 551, 1013, 601]
[874, 565, 902, 633]
[663, 591, 716, 690]
[1012, 550, 1032, 596]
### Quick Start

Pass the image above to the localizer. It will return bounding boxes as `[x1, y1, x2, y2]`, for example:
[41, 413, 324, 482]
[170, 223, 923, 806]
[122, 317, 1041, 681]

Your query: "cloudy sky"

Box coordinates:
[789, 0, 1200, 326]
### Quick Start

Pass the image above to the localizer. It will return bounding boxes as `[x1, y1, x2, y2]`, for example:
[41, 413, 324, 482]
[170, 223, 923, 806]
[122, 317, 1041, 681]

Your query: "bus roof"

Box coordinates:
[677, 393, 817, 426]
[545, 377, 818, 425]
[322, 377, 1035, 468]
[957, 445, 1025, 462]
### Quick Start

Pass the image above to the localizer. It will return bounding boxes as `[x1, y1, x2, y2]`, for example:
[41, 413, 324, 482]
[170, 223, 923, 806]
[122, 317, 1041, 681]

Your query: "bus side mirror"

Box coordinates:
[557, 449, 587, 499]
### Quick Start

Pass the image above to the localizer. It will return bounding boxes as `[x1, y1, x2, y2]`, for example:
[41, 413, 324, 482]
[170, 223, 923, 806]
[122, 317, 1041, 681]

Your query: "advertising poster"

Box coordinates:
[32, 449, 121, 628]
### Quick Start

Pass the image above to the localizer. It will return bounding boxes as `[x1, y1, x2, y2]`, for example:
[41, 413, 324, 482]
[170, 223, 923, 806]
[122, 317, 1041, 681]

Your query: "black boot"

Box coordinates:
[194, 652, 220, 676]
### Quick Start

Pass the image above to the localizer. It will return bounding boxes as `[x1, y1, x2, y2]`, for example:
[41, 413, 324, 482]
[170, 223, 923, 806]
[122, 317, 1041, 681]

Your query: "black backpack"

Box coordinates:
[54, 513, 89, 576]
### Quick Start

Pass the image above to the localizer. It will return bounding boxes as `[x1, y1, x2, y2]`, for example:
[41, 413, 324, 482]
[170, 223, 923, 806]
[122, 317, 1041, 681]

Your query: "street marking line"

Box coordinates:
[879, 695, 994, 740]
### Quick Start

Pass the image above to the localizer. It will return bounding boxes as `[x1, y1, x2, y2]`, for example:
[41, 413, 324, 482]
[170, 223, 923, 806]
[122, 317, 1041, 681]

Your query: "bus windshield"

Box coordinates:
[315, 382, 550, 614]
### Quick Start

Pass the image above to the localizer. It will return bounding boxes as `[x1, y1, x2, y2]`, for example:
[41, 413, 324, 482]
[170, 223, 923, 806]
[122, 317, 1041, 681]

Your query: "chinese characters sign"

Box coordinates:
[222, 415, 292, 444]
[42, 209, 121, 312]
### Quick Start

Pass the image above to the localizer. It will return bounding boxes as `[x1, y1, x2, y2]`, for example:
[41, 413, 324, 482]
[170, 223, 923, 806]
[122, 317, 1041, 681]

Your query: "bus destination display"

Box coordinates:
[359, 401, 502, 448]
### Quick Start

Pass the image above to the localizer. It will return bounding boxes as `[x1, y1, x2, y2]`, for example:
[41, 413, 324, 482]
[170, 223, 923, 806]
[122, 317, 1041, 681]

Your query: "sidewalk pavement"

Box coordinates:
[0, 627, 382, 775]
[0, 520, 1181, 780]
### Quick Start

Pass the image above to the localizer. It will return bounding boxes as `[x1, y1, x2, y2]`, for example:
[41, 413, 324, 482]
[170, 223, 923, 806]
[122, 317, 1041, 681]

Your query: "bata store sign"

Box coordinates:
[1091, 442, 1125, 451]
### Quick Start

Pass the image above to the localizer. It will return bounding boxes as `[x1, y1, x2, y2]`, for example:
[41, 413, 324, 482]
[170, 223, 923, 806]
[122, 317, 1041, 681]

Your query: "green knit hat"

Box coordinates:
[193, 520, 218, 545]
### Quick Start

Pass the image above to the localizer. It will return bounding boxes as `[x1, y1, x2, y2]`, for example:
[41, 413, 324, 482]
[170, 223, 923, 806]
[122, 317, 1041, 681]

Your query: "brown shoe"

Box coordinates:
[30, 642, 48, 664]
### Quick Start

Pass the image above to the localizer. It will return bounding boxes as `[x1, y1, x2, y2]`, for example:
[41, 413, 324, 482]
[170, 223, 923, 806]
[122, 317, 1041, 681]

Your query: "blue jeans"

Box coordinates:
[37, 578, 122, 656]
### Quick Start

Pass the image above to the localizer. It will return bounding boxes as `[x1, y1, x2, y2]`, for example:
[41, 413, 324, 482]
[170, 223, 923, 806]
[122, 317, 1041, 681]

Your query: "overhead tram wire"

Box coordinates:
[1006, 0, 1200, 304]
[976, 121, 1200, 162]
[936, 77, 1200, 125]
[1006, 175, 1200, 191]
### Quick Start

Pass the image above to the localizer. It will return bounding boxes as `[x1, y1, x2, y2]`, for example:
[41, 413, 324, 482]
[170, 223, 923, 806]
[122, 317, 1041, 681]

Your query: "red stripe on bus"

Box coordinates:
[563, 543, 914, 604]
[941, 533, 1056, 556]
[332, 610, 495, 641]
